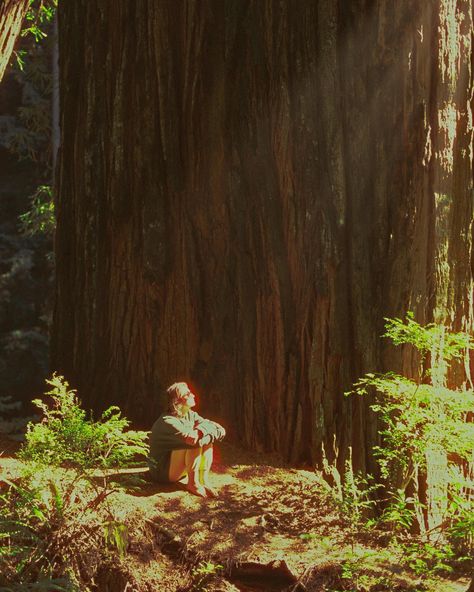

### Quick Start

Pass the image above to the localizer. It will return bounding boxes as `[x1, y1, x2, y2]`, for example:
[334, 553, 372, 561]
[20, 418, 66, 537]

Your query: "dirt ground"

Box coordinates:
[0, 438, 471, 592]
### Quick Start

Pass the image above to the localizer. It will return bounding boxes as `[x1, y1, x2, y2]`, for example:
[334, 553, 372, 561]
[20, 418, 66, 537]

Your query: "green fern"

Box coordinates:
[19, 373, 149, 470]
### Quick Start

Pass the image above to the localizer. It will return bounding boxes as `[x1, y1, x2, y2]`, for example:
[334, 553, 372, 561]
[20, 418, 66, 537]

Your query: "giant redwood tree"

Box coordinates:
[53, 1, 473, 473]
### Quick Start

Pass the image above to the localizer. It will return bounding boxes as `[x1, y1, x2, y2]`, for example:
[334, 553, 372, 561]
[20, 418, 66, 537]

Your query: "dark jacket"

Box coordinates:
[148, 410, 224, 482]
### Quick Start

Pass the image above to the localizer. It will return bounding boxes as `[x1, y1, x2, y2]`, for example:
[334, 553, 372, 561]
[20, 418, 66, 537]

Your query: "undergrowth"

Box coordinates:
[19, 373, 148, 470]
[332, 314, 474, 585]
[0, 374, 149, 591]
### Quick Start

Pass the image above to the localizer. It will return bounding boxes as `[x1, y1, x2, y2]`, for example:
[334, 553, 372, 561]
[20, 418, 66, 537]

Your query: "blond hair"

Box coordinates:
[166, 382, 189, 417]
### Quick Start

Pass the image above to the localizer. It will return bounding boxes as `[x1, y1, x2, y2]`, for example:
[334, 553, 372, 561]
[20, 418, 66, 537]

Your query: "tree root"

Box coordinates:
[145, 518, 303, 591]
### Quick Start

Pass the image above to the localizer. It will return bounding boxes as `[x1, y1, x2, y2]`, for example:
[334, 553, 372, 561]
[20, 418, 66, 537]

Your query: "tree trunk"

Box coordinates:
[0, 0, 28, 82]
[53, 1, 473, 471]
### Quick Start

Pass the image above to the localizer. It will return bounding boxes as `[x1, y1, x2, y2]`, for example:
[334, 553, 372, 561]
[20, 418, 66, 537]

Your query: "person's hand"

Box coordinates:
[214, 424, 226, 441]
[206, 420, 226, 441]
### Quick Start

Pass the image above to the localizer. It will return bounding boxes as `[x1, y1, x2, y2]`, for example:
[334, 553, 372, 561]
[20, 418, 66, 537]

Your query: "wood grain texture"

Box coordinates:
[53, 1, 473, 476]
[0, 0, 29, 82]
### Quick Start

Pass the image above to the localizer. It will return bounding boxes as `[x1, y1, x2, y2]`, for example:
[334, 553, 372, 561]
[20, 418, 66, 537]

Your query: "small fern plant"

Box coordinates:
[19, 373, 149, 470]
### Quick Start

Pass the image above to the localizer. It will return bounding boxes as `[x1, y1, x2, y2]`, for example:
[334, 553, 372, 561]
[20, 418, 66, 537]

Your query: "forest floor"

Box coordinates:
[0, 437, 472, 592]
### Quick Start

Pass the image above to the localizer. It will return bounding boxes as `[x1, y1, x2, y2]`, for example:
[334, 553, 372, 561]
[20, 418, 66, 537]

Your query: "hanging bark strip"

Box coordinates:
[53, 1, 473, 470]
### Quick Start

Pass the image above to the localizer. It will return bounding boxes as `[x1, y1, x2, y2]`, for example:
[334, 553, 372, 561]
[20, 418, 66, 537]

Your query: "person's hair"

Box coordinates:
[166, 382, 189, 417]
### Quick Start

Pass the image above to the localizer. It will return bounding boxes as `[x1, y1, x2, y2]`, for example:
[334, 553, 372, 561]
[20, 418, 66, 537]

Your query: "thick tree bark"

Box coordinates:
[0, 0, 28, 82]
[53, 1, 473, 473]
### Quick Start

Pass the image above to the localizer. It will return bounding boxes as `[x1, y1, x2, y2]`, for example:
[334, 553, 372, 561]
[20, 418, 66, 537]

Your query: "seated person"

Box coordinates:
[148, 382, 226, 497]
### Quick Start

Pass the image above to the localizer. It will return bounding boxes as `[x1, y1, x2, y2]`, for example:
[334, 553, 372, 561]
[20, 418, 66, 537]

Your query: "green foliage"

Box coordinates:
[396, 541, 457, 576]
[380, 489, 418, 534]
[0, 465, 118, 589]
[340, 555, 373, 591]
[19, 185, 55, 237]
[329, 547, 397, 592]
[103, 521, 128, 558]
[346, 313, 474, 555]
[0, 376, 145, 589]
[19, 374, 149, 470]
[340, 460, 379, 527]
[352, 373, 474, 481]
[445, 469, 474, 552]
[12, 0, 56, 76]
[322, 446, 379, 529]
[13, 49, 28, 72]
[299, 532, 319, 541]
[383, 311, 473, 363]
[22, 1, 57, 43]
[191, 561, 224, 592]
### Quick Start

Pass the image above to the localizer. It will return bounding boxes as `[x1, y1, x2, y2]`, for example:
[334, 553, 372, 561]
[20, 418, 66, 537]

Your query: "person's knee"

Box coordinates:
[185, 446, 203, 458]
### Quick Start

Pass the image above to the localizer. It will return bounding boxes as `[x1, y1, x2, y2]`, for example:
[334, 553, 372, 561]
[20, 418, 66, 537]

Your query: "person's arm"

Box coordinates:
[163, 415, 210, 447]
[193, 413, 226, 442]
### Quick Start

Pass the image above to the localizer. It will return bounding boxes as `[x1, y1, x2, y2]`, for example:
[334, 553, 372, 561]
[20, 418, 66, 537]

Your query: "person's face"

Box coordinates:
[179, 385, 196, 408]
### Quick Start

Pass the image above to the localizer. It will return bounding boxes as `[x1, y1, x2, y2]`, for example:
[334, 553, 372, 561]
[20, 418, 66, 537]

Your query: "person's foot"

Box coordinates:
[186, 483, 207, 497]
[203, 484, 219, 498]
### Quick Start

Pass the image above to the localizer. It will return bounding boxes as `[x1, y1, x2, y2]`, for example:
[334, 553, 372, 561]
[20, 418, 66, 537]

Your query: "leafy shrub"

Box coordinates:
[19, 374, 149, 470]
[0, 465, 120, 590]
[1, 374, 144, 589]
[380, 489, 418, 534]
[396, 541, 456, 576]
[322, 445, 380, 530]
[340, 461, 380, 528]
[347, 313, 474, 553]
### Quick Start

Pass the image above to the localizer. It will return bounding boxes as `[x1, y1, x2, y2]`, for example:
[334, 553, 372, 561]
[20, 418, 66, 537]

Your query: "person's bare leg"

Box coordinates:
[169, 448, 206, 496]
[169, 447, 217, 497]
[200, 444, 218, 497]
[184, 447, 208, 496]
[168, 449, 187, 482]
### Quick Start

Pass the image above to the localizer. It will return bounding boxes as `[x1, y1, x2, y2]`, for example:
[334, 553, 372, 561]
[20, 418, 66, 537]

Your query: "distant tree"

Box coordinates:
[53, 2, 473, 473]
[0, 0, 29, 81]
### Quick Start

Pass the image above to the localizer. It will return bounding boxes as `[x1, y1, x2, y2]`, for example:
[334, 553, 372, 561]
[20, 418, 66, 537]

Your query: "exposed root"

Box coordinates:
[146, 518, 301, 591]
